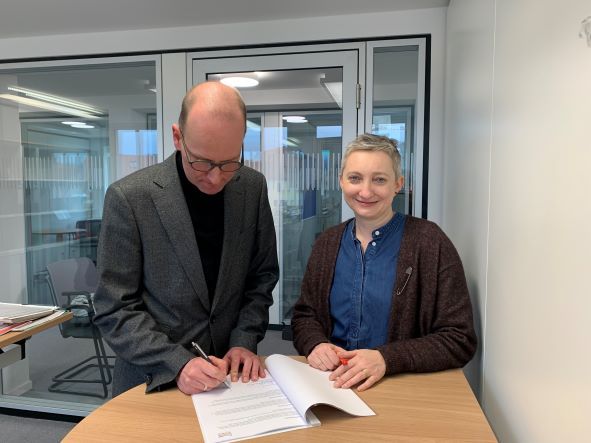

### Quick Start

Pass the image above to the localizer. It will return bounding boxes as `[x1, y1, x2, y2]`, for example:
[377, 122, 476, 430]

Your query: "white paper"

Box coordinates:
[192, 371, 319, 443]
[0, 303, 57, 323]
[265, 354, 375, 417]
[10, 310, 66, 331]
[191, 354, 374, 443]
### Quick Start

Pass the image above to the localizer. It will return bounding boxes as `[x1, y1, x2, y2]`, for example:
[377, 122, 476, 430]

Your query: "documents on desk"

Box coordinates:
[191, 354, 375, 443]
[0, 302, 58, 324]
[0, 310, 67, 335]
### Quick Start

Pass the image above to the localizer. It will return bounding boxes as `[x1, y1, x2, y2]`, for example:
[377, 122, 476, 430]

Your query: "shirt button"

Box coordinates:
[372, 242, 376, 246]
[375, 230, 380, 236]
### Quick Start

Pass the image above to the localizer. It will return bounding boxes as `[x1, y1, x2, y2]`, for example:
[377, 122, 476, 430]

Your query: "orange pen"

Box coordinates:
[339, 357, 349, 366]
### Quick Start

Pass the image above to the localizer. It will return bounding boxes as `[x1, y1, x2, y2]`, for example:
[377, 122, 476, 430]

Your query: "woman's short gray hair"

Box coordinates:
[341, 133, 402, 179]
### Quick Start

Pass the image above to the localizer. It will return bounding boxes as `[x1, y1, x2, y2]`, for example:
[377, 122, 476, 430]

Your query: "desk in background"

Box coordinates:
[64, 358, 497, 442]
[32, 229, 87, 243]
[0, 312, 73, 369]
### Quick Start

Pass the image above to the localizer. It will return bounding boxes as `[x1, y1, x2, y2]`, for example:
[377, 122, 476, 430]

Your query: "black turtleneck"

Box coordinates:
[175, 152, 224, 302]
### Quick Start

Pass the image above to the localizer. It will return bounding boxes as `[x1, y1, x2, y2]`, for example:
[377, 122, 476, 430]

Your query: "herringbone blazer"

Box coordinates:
[93, 153, 279, 395]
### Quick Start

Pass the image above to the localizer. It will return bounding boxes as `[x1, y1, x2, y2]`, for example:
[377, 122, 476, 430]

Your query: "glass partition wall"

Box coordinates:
[0, 57, 161, 414]
[0, 37, 427, 416]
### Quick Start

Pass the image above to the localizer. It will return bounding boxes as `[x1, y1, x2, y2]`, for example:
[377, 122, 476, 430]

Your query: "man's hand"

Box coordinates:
[176, 356, 228, 395]
[307, 342, 346, 371]
[223, 347, 265, 383]
[329, 349, 386, 391]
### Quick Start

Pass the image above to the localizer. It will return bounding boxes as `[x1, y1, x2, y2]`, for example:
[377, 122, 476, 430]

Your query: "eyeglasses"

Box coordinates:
[180, 129, 244, 173]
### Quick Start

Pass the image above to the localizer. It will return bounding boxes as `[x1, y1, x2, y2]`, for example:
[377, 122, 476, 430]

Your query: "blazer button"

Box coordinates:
[145, 374, 153, 385]
[211, 316, 216, 324]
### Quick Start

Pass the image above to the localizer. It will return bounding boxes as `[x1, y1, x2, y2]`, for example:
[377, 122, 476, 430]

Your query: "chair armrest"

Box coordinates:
[62, 291, 95, 316]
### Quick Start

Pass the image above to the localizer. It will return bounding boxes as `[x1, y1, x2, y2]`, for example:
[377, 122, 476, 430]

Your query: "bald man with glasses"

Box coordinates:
[94, 82, 279, 397]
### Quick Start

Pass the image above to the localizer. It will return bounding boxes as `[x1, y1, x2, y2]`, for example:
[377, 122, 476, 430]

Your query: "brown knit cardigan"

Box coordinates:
[292, 215, 477, 375]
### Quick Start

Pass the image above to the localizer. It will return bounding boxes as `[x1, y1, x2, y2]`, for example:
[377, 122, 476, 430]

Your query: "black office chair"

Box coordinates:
[45, 257, 115, 398]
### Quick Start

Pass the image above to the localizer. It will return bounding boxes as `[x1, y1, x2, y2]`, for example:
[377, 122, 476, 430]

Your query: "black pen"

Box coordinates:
[191, 341, 231, 389]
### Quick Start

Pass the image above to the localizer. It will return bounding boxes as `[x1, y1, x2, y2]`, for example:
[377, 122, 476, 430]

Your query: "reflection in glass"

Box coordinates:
[210, 68, 343, 325]
[371, 46, 418, 215]
[0, 60, 158, 412]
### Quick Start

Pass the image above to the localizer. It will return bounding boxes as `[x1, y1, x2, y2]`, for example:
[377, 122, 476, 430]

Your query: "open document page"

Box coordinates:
[191, 354, 374, 443]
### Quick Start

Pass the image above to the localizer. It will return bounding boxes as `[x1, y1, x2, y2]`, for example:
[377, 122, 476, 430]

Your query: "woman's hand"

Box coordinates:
[307, 343, 346, 371]
[329, 349, 386, 391]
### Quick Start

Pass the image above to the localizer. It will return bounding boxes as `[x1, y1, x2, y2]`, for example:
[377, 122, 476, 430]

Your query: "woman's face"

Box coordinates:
[340, 150, 404, 225]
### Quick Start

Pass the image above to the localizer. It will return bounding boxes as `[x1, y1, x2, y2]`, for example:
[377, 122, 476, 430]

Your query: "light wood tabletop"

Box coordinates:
[0, 311, 73, 349]
[64, 358, 497, 443]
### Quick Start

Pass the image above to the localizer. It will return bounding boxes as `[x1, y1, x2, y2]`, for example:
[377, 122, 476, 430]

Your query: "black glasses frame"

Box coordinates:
[179, 129, 244, 173]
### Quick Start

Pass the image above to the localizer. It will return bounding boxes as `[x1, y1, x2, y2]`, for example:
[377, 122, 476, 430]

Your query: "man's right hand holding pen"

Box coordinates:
[176, 352, 228, 395]
[176, 342, 266, 395]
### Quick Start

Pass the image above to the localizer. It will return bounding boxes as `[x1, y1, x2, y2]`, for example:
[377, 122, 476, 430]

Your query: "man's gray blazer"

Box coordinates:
[93, 153, 279, 395]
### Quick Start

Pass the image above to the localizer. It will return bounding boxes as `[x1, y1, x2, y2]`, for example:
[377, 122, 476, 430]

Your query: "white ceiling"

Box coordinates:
[0, 0, 449, 39]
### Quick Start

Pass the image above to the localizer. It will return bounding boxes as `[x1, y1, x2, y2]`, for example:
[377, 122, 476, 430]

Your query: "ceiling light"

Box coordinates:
[220, 77, 259, 88]
[0, 94, 101, 119]
[61, 121, 95, 129]
[283, 116, 308, 123]
[7, 86, 103, 115]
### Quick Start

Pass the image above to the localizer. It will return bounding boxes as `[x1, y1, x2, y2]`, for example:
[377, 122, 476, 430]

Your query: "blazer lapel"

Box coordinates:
[151, 155, 210, 311]
[212, 172, 245, 311]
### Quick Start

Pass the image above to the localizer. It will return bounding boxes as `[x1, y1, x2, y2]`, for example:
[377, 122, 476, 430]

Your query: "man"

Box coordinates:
[93, 82, 279, 396]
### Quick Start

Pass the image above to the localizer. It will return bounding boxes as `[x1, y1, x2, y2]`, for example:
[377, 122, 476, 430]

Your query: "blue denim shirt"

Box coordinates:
[329, 212, 406, 350]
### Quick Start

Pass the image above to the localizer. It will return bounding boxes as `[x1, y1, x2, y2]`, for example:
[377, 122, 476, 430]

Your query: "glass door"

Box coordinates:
[365, 39, 427, 217]
[191, 49, 359, 326]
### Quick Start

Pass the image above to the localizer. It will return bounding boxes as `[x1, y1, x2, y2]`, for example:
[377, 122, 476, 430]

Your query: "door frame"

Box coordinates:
[189, 44, 362, 324]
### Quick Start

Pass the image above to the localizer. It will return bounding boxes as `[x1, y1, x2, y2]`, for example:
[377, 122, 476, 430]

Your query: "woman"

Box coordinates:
[292, 134, 476, 391]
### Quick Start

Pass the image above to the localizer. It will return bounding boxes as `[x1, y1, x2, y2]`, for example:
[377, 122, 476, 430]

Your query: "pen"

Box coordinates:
[339, 357, 349, 366]
[191, 341, 232, 389]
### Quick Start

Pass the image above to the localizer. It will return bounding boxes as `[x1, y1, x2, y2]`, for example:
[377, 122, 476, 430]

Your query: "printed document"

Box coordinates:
[192, 354, 375, 443]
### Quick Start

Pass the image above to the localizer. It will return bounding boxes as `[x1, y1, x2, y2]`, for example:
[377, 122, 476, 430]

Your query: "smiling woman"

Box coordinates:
[339, 135, 404, 237]
[292, 133, 477, 392]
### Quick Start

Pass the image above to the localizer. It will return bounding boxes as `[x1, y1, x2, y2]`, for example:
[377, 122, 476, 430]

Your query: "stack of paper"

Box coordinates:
[10, 310, 67, 332]
[0, 322, 26, 335]
[0, 302, 58, 324]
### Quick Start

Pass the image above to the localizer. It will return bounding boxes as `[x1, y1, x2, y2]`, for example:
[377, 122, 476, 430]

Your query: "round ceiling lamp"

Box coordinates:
[220, 77, 259, 88]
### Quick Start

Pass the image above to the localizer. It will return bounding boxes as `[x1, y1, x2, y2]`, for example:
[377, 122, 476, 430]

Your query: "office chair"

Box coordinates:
[45, 257, 115, 399]
[73, 219, 102, 263]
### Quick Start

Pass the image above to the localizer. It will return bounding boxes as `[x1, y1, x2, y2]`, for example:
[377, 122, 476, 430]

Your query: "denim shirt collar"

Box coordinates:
[347, 212, 405, 243]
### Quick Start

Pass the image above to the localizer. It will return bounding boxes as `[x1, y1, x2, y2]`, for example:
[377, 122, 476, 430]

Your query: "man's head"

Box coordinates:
[173, 82, 246, 194]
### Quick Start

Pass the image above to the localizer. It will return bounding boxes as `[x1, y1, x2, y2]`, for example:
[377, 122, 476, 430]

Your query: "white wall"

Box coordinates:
[445, 1, 591, 442]
[0, 7, 448, 222]
[443, 0, 495, 399]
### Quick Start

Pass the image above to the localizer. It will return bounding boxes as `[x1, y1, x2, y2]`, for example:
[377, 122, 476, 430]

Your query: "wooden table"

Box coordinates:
[64, 359, 497, 442]
[0, 312, 73, 368]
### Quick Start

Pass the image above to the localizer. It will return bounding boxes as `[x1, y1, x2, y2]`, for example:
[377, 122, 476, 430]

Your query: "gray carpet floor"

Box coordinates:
[0, 413, 76, 443]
